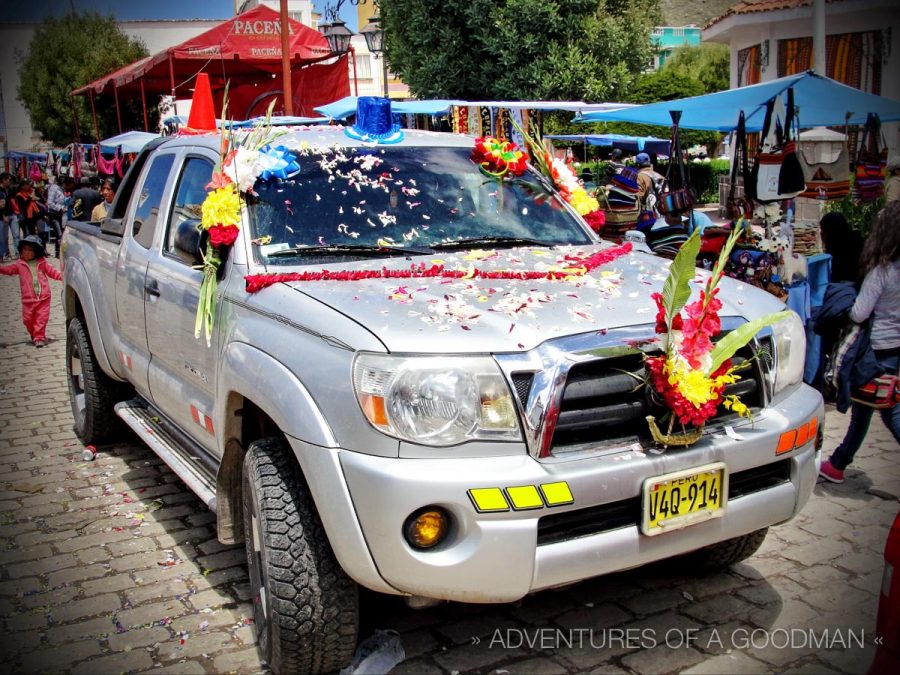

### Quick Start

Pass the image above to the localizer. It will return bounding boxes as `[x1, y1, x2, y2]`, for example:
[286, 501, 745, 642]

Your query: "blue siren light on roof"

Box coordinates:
[345, 96, 404, 144]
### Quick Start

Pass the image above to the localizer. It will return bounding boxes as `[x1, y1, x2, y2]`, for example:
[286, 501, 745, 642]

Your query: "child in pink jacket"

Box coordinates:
[0, 235, 62, 347]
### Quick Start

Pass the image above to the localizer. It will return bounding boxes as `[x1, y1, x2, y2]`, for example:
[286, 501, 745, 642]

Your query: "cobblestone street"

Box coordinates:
[0, 272, 898, 674]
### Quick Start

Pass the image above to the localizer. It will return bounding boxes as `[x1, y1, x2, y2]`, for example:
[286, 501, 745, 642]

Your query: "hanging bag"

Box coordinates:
[657, 110, 695, 215]
[854, 113, 888, 202]
[750, 88, 806, 202]
[726, 111, 754, 220]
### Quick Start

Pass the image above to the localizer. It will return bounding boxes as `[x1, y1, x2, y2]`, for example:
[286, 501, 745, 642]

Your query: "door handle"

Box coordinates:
[144, 279, 161, 297]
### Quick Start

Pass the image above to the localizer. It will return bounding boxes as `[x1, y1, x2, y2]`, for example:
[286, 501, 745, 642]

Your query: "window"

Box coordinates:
[165, 157, 214, 265]
[353, 54, 372, 79]
[132, 153, 175, 249]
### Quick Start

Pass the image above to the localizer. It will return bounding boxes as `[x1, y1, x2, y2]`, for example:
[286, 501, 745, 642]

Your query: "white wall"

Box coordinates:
[0, 19, 221, 153]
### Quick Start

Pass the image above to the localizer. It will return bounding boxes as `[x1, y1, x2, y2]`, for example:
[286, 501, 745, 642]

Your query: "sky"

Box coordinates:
[0, 1, 357, 28]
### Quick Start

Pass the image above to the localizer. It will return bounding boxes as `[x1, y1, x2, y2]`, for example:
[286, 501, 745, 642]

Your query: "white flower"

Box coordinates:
[223, 146, 261, 193]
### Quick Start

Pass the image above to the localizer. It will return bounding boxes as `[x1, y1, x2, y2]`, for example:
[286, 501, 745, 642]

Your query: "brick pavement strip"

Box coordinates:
[1, 273, 899, 674]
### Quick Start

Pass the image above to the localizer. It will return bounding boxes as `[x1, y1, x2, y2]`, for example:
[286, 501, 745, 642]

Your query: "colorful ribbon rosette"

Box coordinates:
[471, 137, 528, 179]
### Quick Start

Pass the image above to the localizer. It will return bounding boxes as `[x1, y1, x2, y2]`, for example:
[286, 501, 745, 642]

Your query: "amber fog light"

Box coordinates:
[404, 507, 450, 549]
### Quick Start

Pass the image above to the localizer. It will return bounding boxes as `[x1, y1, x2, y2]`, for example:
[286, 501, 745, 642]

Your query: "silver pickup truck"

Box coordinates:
[62, 125, 824, 674]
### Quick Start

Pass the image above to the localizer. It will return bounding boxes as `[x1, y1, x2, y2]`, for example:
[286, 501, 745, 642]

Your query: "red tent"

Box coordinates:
[72, 5, 349, 133]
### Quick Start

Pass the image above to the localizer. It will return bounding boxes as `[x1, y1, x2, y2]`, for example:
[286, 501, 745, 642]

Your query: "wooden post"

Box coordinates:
[140, 79, 149, 131]
[280, 0, 293, 115]
[88, 90, 101, 141]
[349, 46, 359, 97]
[69, 95, 81, 142]
[113, 84, 123, 133]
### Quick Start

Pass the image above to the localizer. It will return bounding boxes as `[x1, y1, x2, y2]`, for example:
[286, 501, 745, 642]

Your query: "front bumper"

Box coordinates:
[335, 383, 823, 603]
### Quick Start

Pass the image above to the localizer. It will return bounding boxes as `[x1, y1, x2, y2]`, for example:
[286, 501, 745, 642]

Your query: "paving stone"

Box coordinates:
[142, 660, 209, 674]
[210, 648, 265, 674]
[187, 588, 238, 611]
[46, 616, 116, 644]
[156, 629, 238, 661]
[621, 645, 706, 673]
[107, 625, 172, 652]
[681, 652, 769, 673]
[434, 641, 524, 672]
[71, 648, 154, 674]
[497, 656, 570, 674]
[18, 639, 102, 671]
[81, 573, 137, 597]
[126, 580, 191, 606]
[50, 592, 121, 624]
[117, 599, 189, 630]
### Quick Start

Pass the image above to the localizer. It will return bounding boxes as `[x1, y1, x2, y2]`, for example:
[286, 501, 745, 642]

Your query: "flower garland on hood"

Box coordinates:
[643, 227, 789, 442]
[195, 105, 295, 344]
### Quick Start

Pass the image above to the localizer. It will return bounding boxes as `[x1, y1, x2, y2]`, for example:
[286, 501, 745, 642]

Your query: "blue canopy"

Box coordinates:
[575, 71, 900, 131]
[315, 96, 461, 120]
[230, 115, 329, 128]
[546, 133, 671, 155]
[99, 131, 159, 154]
[313, 97, 631, 121]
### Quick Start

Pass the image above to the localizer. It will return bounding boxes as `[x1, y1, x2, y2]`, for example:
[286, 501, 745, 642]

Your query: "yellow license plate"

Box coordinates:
[641, 462, 728, 536]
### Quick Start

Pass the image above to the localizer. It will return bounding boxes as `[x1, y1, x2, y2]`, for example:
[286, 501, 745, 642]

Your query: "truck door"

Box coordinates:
[114, 152, 176, 398]
[145, 152, 220, 454]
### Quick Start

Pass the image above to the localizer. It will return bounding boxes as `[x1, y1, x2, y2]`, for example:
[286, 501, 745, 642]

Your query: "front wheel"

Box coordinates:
[66, 317, 127, 444]
[683, 527, 769, 573]
[242, 437, 359, 674]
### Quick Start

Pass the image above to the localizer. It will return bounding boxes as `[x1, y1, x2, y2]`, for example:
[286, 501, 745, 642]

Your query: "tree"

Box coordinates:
[661, 43, 729, 93]
[18, 12, 148, 146]
[378, 0, 662, 102]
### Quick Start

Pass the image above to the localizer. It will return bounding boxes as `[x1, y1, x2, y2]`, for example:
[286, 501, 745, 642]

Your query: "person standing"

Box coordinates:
[71, 177, 101, 222]
[635, 152, 664, 213]
[91, 180, 115, 221]
[46, 175, 66, 258]
[0, 172, 17, 260]
[820, 202, 900, 483]
[0, 235, 62, 347]
[11, 180, 41, 237]
[886, 157, 900, 203]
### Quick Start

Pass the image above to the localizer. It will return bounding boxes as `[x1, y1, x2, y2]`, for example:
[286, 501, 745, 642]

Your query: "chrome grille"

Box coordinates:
[495, 321, 773, 459]
[551, 346, 763, 452]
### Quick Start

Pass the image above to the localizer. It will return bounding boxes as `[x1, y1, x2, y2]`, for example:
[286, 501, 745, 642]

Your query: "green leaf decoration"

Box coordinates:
[661, 229, 701, 334]
[708, 311, 790, 374]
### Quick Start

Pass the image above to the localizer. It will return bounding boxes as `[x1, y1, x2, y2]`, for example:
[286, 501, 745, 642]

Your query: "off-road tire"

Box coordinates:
[242, 437, 359, 674]
[685, 527, 769, 573]
[66, 317, 127, 444]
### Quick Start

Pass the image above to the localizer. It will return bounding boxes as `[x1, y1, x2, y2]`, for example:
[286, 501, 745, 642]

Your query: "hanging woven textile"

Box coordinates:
[853, 113, 887, 203]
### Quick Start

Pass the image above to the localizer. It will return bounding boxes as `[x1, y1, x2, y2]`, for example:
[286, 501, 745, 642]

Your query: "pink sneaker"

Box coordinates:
[819, 459, 844, 484]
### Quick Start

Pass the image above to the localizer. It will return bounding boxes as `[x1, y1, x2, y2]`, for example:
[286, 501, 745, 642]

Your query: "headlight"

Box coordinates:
[353, 353, 521, 446]
[772, 311, 806, 394]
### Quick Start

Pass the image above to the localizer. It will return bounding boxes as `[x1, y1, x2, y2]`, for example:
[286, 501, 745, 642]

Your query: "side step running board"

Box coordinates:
[115, 399, 218, 511]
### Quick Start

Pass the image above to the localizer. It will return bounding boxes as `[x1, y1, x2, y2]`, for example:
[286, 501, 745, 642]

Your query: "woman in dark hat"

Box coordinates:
[0, 235, 62, 347]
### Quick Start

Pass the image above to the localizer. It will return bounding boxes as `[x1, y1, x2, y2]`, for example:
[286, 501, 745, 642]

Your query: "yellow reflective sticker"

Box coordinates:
[505, 485, 544, 510]
[540, 481, 574, 506]
[467, 487, 509, 512]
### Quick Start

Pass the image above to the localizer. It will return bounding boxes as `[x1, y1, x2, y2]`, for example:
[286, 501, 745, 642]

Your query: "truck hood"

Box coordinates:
[279, 244, 780, 353]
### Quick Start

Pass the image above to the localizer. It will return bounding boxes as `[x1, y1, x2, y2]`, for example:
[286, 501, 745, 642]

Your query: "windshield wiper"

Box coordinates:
[267, 244, 432, 258]
[429, 236, 548, 251]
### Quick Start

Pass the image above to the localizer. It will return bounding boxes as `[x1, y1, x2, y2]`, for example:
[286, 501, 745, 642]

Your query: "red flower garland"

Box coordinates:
[244, 243, 632, 293]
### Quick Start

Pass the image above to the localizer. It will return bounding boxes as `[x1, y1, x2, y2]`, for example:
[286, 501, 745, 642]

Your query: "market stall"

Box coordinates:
[574, 71, 900, 385]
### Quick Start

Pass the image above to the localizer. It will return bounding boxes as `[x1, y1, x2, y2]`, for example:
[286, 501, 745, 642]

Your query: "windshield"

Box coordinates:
[248, 145, 593, 265]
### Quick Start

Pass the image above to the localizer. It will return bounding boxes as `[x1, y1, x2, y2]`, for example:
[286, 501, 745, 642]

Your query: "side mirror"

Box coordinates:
[100, 217, 125, 237]
[173, 219, 205, 267]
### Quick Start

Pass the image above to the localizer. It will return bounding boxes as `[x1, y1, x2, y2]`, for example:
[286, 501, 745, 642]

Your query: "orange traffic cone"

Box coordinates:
[181, 73, 217, 134]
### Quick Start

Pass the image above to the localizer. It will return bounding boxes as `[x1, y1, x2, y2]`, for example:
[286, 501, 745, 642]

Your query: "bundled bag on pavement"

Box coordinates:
[658, 110, 695, 215]
[748, 88, 806, 202]
[854, 113, 888, 203]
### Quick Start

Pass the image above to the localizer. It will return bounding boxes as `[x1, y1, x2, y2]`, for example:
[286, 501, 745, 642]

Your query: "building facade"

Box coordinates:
[702, 0, 900, 152]
[650, 25, 702, 71]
